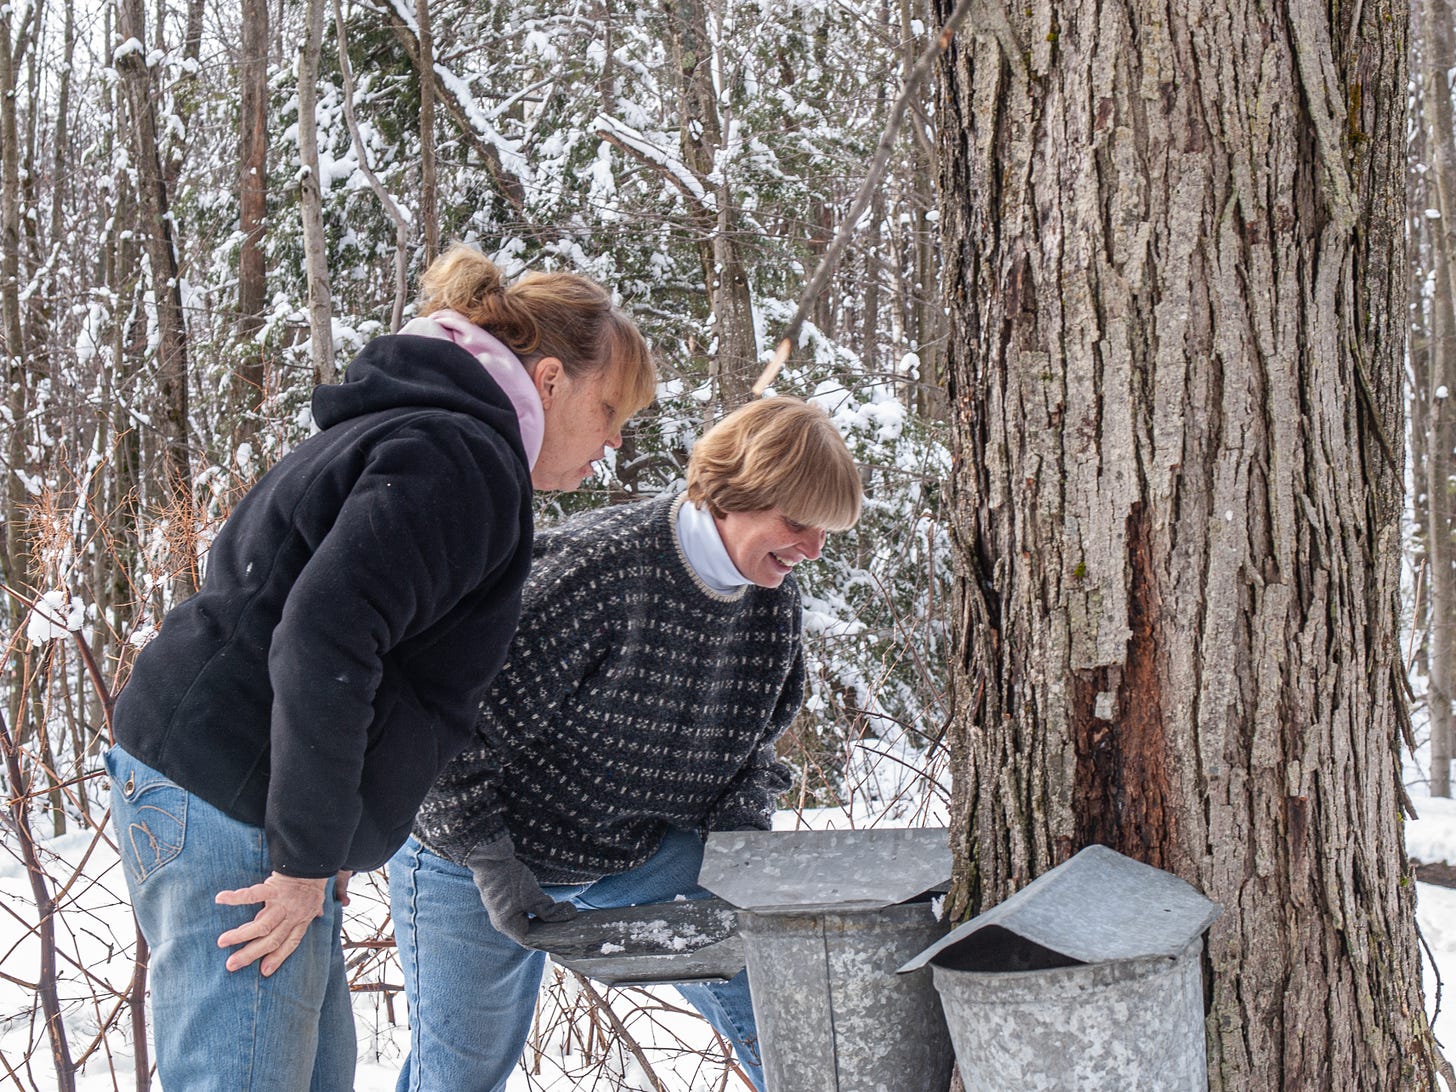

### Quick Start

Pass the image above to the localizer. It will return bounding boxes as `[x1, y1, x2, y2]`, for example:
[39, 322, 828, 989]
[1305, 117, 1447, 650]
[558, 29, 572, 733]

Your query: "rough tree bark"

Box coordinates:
[1417, 0, 1455, 797]
[939, 0, 1440, 1086]
[297, 0, 336, 385]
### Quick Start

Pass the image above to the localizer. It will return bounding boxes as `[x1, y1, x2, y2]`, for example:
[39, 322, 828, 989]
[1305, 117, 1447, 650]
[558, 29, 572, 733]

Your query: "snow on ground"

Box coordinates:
[1420, 882, 1456, 1070]
[1407, 789, 1456, 1078]
[4, 795, 1455, 1089]
[1410, 794, 1456, 866]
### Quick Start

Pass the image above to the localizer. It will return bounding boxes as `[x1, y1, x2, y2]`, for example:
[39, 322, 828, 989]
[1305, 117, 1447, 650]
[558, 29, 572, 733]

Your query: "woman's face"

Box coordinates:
[714, 508, 827, 588]
[531, 358, 624, 491]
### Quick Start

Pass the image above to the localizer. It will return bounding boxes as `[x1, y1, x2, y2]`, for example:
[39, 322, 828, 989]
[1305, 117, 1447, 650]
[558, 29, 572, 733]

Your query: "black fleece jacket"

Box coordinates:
[113, 334, 534, 877]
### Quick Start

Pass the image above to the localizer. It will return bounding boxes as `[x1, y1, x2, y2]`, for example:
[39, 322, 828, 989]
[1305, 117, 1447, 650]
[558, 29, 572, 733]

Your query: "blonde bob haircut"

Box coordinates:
[419, 243, 656, 426]
[685, 397, 862, 532]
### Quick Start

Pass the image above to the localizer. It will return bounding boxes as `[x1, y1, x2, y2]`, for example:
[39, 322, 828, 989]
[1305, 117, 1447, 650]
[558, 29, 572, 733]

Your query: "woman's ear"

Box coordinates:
[532, 357, 565, 408]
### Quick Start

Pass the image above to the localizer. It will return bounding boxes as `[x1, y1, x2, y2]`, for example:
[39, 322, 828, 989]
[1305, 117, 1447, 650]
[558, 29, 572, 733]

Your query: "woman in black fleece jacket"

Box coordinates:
[105, 244, 654, 1092]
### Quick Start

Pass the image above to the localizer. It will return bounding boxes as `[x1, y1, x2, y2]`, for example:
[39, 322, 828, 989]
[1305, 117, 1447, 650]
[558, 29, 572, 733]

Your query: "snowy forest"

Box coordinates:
[3, 0, 1456, 1087]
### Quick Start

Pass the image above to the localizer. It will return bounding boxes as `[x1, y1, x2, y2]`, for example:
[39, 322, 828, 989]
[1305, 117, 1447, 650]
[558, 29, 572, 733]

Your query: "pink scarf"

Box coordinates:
[400, 310, 545, 469]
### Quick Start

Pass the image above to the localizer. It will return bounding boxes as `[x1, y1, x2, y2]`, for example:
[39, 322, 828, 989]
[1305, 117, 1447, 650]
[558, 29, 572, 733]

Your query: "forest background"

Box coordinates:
[2, 0, 1456, 1087]
[0, 0, 952, 1086]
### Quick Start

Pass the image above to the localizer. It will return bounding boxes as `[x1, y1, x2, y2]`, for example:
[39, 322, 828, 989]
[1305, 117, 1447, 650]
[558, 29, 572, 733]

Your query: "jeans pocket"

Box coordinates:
[106, 748, 188, 886]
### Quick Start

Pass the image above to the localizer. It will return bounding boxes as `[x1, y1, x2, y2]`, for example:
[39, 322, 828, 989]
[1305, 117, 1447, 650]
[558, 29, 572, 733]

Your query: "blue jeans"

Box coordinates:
[389, 829, 764, 1092]
[106, 745, 355, 1092]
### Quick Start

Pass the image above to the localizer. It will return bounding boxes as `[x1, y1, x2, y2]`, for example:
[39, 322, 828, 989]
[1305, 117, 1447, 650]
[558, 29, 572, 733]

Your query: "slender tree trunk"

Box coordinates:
[298, 0, 336, 384]
[1418, 0, 1456, 796]
[898, 0, 946, 418]
[90, 2, 135, 731]
[116, 0, 196, 597]
[46, 0, 75, 287]
[0, 0, 34, 821]
[860, 189, 883, 380]
[0, 7, 34, 628]
[911, 156, 944, 417]
[940, 0, 1438, 1086]
[415, 0, 439, 265]
[163, 0, 205, 189]
[1409, 114, 1434, 716]
[666, 0, 756, 409]
[237, 0, 270, 430]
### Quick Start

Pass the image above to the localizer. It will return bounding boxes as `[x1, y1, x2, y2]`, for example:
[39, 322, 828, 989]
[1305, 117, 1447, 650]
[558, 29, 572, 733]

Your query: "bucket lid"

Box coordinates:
[897, 844, 1221, 974]
[700, 828, 951, 912]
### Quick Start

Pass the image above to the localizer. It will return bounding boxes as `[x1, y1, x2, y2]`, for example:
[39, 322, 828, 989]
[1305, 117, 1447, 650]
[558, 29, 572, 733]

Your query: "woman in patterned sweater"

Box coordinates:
[389, 397, 862, 1092]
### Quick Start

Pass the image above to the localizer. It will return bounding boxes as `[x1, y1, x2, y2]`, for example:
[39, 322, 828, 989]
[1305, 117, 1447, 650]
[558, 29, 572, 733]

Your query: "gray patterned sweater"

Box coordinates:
[414, 493, 801, 883]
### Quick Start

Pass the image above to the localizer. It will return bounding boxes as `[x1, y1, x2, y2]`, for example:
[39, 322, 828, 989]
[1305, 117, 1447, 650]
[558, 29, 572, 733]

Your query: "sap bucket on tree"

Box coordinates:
[700, 828, 955, 1092]
[899, 844, 1222, 1092]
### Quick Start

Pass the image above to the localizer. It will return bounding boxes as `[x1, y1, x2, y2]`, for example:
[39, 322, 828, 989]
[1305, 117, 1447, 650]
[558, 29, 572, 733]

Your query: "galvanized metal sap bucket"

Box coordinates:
[900, 845, 1221, 1092]
[702, 828, 955, 1092]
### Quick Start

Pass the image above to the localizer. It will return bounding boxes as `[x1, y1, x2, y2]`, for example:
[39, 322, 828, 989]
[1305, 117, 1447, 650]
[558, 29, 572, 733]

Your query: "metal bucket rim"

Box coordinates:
[929, 941, 1200, 999]
[738, 899, 943, 934]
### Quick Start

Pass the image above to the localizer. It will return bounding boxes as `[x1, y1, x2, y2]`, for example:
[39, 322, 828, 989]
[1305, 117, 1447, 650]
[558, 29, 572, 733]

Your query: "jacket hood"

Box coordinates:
[312, 334, 527, 462]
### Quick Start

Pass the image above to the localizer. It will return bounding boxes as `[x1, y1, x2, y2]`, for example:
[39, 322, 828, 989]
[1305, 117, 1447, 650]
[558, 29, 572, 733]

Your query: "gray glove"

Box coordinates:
[465, 835, 577, 945]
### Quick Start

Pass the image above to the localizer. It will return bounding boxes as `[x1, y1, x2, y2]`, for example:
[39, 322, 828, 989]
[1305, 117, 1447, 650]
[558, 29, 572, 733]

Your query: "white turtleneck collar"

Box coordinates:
[675, 497, 752, 594]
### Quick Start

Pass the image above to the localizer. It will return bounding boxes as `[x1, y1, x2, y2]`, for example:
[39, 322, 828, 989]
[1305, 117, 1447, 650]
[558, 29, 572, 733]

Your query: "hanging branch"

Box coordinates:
[332, 0, 413, 331]
[751, 0, 980, 395]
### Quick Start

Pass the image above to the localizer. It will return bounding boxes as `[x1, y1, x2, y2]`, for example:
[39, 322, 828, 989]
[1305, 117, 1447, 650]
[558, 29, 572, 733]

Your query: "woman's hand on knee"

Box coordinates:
[214, 872, 328, 976]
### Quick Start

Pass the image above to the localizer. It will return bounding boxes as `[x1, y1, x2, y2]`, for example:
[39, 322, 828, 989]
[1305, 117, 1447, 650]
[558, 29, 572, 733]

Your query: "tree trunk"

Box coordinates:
[860, 187, 883, 380]
[1, 5, 33, 609]
[237, 0, 269, 429]
[939, 0, 1439, 1086]
[297, 0, 336, 385]
[415, 0, 439, 265]
[666, 0, 756, 409]
[1408, 123, 1435, 757]
[163, 0, 205, 189]
[897, 0, 946, 419]
[117, 0, 196, 597]
[1, 3, 35, 756]
[1417, 0, 1456, 797]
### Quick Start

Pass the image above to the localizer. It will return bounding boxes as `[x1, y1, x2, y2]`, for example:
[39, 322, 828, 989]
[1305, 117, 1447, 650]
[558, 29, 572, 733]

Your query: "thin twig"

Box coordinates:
[569, 972, 670, 1092]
